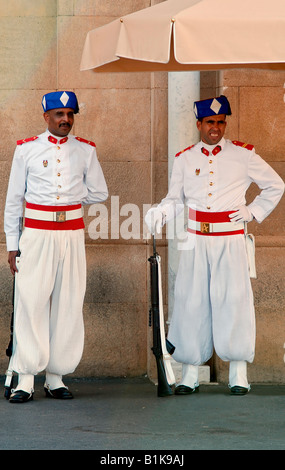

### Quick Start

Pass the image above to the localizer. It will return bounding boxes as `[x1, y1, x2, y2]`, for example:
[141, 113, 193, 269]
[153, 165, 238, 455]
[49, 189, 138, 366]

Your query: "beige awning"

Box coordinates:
[80, 0, 285, 73]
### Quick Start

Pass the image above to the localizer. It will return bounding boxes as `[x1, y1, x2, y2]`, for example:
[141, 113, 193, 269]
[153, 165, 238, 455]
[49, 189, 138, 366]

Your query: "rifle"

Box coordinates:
[4, 218, 22, 399]
[4, 262, 18, 399]
[148, 235, 176, 397]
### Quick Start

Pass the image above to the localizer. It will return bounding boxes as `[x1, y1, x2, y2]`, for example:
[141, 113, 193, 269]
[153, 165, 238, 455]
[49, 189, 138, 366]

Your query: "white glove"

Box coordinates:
[229, 206, 253, 223]
[145, 208, 165, 234]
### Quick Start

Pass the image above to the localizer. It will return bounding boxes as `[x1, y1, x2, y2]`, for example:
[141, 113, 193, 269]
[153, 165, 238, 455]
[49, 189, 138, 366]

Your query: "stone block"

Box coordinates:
[73, 0, 151, 17]
[239, 86, 285, 161]
[77, 301, 147, 377]
[0, 0, 57, 17]
[73, 88, 151, 162]
[85, 244, 147, 304]
[151, 161, 168, 204]
[200, 71, 219, 102]
[0, 17, 57, 90]
[221, 87, 239, 141]
[84, 161, 151, 243]
[252, 247, 285, 383]
[151, 88, 168, 162]
[245, 162, 285, 237]
[151, 71, 168, 90]
[76, 243, 149, 376]
[57, 0, 74, 16]
[222, 69, 285, 88]
[0, 90, 47, 159]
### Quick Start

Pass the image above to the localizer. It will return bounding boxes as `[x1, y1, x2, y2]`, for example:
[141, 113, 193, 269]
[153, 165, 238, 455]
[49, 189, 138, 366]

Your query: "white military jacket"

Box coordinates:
[4, 130, 108, 251]
[158, 137, 284, 222]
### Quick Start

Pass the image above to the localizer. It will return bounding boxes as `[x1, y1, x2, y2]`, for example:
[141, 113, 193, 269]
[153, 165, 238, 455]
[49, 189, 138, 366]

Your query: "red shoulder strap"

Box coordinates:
[17, 136, 38, 145]
[175, 144, 195, 158]
[75, 136, 96, 147]
[232, 140, 254, 151]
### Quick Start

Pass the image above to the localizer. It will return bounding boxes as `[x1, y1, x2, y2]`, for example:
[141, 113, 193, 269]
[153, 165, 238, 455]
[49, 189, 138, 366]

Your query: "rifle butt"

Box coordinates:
[4, 385, 13, 400]
[156, 356, 174, 397]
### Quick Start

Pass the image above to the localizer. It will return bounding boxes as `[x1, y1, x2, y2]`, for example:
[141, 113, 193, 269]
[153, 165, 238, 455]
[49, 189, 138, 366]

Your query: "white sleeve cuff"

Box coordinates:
[6, 235, 19, 252]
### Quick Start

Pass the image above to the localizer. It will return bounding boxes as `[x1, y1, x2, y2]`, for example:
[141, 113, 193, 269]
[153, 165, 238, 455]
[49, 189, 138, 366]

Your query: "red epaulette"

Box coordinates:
[75, 136, 96, 147]
[232, 140, 254, 151]
[17, 136, 38, 145]
[175, 144, 195, 158]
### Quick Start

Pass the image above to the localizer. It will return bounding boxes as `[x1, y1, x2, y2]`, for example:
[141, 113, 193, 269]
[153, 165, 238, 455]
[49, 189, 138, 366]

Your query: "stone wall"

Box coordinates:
[0, 1, 284, 383]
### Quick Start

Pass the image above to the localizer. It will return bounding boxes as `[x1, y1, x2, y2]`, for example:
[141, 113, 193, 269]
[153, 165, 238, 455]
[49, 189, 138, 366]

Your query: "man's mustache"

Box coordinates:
[59, 122, 71, 127]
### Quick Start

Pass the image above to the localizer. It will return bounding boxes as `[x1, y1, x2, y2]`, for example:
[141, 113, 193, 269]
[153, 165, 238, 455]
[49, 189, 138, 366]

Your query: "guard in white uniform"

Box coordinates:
[4, 91, 108, 403]
[145, 95, 284, 395]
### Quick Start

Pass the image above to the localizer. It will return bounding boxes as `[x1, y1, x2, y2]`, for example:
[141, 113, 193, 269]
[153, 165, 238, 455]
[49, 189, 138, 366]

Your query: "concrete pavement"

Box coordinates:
[0, 376, 284, 452]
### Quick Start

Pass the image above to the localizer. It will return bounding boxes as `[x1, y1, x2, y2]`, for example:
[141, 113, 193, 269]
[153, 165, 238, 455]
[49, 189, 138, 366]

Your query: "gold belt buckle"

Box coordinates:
[200, 222, 210, 233]
[56, 211, 66, 222]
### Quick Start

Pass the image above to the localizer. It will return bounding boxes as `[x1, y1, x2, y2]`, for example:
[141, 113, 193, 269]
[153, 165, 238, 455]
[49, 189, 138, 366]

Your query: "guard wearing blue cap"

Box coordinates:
[42, 91, 79, 114]
[146, 95, 284, 396]
[193, 95, 231, 120]
[4, 91, 108, 403]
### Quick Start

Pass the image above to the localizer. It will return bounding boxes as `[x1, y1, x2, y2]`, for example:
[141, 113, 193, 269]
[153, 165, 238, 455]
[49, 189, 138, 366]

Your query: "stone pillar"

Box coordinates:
[167, 71, 200, 320]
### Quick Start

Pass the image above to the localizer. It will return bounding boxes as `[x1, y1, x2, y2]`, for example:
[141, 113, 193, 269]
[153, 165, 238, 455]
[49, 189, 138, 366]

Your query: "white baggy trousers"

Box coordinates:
[10, 227, 86, 377]
[168, 233, 256, 366]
